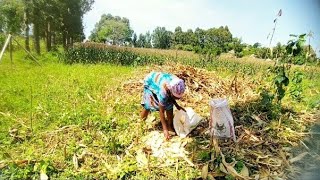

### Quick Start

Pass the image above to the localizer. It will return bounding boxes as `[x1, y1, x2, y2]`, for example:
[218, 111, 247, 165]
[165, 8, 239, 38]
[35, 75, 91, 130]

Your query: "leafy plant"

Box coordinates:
[290, 71, 304, 102]
[282, 34, 307, 65]
[273, 64, 289, 104]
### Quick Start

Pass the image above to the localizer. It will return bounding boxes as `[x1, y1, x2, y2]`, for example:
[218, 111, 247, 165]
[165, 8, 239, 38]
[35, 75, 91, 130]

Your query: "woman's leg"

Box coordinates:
[140, 108, 150, 120]
[166, 109, 175, 132]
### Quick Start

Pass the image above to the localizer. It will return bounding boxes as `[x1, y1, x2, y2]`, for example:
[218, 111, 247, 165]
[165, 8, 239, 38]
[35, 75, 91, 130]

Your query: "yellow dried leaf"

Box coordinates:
[201, 164, 208, 179]
[136, 149, 148, 167]
[73, 154, 78, 170]
[40, 172, 48, 180]
[239, 164, 249, 177]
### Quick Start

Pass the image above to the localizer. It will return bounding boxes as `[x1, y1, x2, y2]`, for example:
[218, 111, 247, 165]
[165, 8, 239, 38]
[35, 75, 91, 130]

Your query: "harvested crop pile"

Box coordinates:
[123, 62, 318, 179]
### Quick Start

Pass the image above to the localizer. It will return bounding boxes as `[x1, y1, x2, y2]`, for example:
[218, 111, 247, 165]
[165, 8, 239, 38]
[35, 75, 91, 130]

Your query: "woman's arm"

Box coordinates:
[159, 105, 170, 140]
[172, 98, 186, 112]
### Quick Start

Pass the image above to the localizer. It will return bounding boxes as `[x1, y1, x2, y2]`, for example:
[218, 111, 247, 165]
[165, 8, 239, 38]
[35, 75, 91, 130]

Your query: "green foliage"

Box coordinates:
[0, 52, 136, 178]
[152, 27, 172, 49]
[225, 174, 235, 180]
[132, 33, 137, 47]
[232, 39, 245, 58]
[234, 161, 244, 173]
[0, 33, 6, 47]
[253, 42, 261, 48]
[197, 151, 211, 162]
[273, 65, 290, 104]
[0, 0, 94, 54]
[89, 14, 133, 45]
[256, 47, 269, 59]
[182, 44, 194, 51]
[261, 34, 309, 112]
[272, 42, 285, 58]
[290, 71, 304, 102]
[136, 32, 152, 48]
[260, 88, 274, 109]
[62, 42, 165, 65]
[205, 26, 233, 53]
[280, 34, 310, 65]
[0, 0, 24, 34]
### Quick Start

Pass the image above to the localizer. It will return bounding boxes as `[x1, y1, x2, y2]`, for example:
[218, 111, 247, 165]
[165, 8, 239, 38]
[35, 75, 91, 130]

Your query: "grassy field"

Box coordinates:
[0, 48, 319, 179]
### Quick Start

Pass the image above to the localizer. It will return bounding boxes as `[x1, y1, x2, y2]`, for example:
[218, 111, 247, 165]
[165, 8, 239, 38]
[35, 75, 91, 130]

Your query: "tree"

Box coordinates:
[152, 27, 171, 49]
[232, 37, 245, 58]
[185, 29, 197, 47]
[24, 0, 94, 53]
[145, 31, 152, 48]
[30, 0, 43, 54]
[23, 0, 31, 51]
[137, 33, 146, 47]
[132, 33, 137, 47]
[0, 0, 24, 34]
[194, 27, 205, 50]
[205, 26, 232, 53]
[253, 42, 261, 48]
[89, 13, 133, 45]
[273, 42, 284, 58]
[173, 26, 184, 46]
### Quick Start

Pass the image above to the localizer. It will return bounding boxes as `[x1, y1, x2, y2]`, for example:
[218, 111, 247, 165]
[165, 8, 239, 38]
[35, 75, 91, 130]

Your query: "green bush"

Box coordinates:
[182, 44, 194, 51]
[174, 44, 184, 50]
[256, 47, 269, 59]
[235, 51, 243, 58]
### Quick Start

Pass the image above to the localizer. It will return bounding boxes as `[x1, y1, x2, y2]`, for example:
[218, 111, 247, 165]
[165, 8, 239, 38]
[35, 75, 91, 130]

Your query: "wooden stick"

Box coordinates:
[9, 36, 13, 64]
[11, 36, 41, 66]
[0, 34, 11, 62]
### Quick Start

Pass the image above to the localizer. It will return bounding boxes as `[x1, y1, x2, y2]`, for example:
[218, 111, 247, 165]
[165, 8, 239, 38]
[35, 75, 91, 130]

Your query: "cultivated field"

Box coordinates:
[0, 47, 319, 179]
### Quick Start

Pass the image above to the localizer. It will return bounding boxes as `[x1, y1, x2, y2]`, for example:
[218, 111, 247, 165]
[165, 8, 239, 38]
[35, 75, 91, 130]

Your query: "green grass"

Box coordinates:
[0, 51, 139, 179]
[0, 51, 133, 131]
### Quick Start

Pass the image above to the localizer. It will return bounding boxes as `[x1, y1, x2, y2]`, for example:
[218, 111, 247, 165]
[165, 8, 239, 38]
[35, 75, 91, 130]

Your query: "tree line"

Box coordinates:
[0, 3, 318, 65]
[89, 14, 235, 56]
[89, 14, 318, 65]
[0, 0, 94, 54]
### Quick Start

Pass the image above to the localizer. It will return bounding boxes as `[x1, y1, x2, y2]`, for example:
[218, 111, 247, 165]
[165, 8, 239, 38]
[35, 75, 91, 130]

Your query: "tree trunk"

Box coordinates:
[46, 21, 51, 52]
[62, 31, 67, 50]
[70, 37, 73, 46]
[24, 7, 30, 51]
[52, 33, 56, 46]
[33, 22, 40, 55]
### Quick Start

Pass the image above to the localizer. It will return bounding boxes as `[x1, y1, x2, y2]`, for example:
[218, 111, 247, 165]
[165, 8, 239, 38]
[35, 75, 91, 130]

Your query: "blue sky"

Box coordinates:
[83, 0, 320, 54]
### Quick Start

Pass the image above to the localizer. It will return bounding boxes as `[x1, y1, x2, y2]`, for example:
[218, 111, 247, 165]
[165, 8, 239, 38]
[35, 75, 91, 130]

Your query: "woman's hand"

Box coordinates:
[176, 105, 186, 112]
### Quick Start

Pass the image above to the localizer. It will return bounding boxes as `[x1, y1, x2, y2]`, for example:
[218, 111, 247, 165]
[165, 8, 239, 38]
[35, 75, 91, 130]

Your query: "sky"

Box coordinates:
[83, 0, 320, 54]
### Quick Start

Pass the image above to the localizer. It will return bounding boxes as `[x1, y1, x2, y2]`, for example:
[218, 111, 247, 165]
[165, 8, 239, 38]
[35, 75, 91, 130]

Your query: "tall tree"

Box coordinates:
[132, 33, 137, 47]
[194, 27, 205, 49]
[23, 0, 31, 51]
[89, 13, 133, 45]
[145, 31, 152, 48]
[205, 26, 232, 53]
[30, 0, 42, 54]
[185, 29, 197, 46]
[0, 0, 24, 34]
[152, 27, 171, 49]
[173, 26, 184, 46]
[137, 33, 146, 47]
